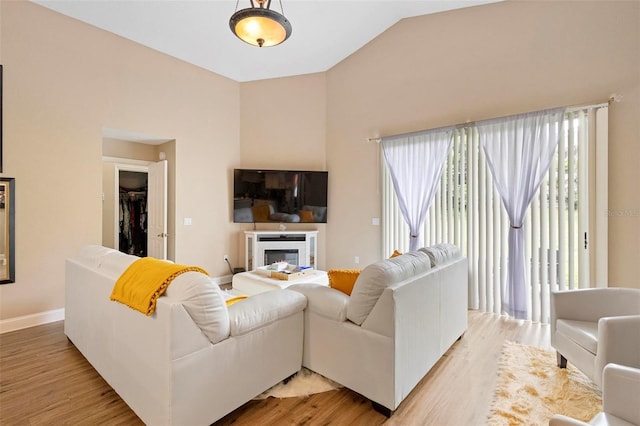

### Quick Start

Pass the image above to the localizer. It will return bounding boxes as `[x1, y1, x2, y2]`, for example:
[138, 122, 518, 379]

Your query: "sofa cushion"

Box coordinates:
[556, 319, 598, 355]
[328, 269, 361, 296]
[288, 283, 349, 322]
[165, 271, 230, 344]
[228, 290, 307, 337]
[419, 244, 462, 267]
[347, 251, 431, 325]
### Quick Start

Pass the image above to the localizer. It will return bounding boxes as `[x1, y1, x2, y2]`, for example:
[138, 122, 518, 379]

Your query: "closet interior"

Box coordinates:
[119, 170, 148, 257]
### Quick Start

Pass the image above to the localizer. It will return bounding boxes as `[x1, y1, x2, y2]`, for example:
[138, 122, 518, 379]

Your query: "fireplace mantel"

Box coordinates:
[244, 230, 318, 272]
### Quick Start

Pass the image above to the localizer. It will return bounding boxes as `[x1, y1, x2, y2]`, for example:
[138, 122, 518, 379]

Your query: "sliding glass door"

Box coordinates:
[382, 107, 608, 323]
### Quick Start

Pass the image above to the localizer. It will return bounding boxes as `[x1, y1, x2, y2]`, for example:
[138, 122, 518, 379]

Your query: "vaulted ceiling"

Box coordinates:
[33, 0, 499, 82]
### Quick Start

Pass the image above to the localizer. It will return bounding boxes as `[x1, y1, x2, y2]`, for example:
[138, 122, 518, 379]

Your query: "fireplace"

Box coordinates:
[244, 230, 318, 271]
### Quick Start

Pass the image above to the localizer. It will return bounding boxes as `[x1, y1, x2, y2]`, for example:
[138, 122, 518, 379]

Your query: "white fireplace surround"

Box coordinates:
[244, 231, 318, 271]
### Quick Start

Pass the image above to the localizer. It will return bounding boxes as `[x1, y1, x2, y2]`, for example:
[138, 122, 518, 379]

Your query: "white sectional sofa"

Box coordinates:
[289, 245, 468, 414]
[64, 246, 307, 426]
[65, 244, 468, 423]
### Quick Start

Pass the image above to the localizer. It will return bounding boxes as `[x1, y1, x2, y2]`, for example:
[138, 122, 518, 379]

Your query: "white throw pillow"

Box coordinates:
[347, 251, 431, 325]
[165, 271, 230, 344]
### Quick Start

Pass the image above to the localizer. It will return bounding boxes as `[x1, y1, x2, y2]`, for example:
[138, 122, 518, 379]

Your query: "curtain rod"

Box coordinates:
[368, 96, 618, 143]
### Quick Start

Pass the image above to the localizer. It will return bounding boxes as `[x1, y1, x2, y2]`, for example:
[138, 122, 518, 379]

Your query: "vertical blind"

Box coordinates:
[381, 107, 607, 323]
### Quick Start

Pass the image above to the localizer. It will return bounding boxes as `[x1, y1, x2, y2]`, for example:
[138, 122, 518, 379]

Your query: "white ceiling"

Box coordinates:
[33, 0, 499, 83]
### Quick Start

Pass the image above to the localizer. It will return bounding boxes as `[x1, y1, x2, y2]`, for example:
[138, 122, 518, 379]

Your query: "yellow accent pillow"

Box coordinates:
[328, 269, 361, 296]
[299, 209, 314, 222]
[390, 250, 403, 258]
[252, 205, 271, 222]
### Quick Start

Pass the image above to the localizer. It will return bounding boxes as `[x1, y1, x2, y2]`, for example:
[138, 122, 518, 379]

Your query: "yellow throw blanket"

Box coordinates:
[110, 257, 208, 316]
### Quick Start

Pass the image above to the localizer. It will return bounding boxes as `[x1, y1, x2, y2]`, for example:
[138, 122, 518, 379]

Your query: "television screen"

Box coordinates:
[233, 169, 328, 223]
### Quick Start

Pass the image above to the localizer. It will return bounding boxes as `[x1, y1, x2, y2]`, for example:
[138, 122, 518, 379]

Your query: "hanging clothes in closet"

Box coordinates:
[119, 188, 147, 257]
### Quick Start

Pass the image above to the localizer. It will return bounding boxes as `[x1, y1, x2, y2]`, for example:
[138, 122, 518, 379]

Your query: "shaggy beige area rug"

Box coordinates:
[487, 341, 602, 425]
[254, 368, 342, 400]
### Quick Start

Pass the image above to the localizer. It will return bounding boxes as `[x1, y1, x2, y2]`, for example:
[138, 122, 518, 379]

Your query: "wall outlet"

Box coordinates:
[223, 254, 229, 262]
[355, 256, 360, 264]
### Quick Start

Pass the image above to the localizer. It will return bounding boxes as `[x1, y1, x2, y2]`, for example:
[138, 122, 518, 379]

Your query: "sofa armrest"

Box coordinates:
[601, 363, 640, 424]
[227, 289, 307, 337]
[288, 283, 349, 322]
[595, 315, 640, 375]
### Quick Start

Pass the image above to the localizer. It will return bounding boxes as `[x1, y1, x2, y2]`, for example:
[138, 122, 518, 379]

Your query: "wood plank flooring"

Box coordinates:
[0, 311, 551, 425]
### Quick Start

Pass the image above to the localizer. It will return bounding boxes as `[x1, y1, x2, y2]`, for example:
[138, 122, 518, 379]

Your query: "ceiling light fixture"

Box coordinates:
[229, 0, 292, 48]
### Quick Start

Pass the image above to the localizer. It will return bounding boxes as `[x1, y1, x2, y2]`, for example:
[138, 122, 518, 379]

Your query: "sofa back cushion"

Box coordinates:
[73, 245, 125, 270]
[347, 251, 431, 325]
[164, 271, 230, 344]
[419, 244, 462, 267]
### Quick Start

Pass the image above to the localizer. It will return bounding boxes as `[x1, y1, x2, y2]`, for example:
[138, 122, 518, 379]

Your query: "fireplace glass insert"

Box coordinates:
[264, 249, 299, 266]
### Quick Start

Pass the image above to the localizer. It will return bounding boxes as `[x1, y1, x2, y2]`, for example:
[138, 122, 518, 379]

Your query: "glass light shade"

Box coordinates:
[230, 8, 292, 47]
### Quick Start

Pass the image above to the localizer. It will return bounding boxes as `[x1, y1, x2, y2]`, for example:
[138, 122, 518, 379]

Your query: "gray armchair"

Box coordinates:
[549, 363, 640, 426]
[550, 288, 640, 387]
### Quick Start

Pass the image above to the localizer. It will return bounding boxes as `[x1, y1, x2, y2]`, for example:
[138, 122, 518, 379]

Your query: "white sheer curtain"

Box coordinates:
[476, 108, 565, 319]
[381, 128, 454, 251]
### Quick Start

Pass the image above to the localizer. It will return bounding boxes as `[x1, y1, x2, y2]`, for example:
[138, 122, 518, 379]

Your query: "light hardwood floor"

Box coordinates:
[0, 311, 551, 425]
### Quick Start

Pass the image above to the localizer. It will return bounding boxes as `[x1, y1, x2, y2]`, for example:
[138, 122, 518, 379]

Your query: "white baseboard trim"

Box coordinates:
[0, 308, 66, 334]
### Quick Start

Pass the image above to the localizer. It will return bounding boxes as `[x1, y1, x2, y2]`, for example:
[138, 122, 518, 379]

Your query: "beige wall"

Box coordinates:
[102, 138, 157, 161]
[238, 74, 328, 270]
[0, 1, 240, 319]
[325, 0, 639, 287]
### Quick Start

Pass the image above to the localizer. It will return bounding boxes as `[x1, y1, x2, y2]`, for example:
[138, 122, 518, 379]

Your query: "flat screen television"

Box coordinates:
[233, 169, 328, 223]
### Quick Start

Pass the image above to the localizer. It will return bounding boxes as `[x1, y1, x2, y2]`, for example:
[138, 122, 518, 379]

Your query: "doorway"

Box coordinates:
[101, 130, 174, 260]
[108, 162, 168, 260]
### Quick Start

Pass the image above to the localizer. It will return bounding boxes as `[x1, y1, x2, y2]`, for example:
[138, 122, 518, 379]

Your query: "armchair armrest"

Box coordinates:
[548, 415, 589, 426]
[288, 283, 349, 322]
[601, 363, 640, 424]
[551, 288, 640, 324]
[596, 316, 640, 376]
[227, 289, 306, 337]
